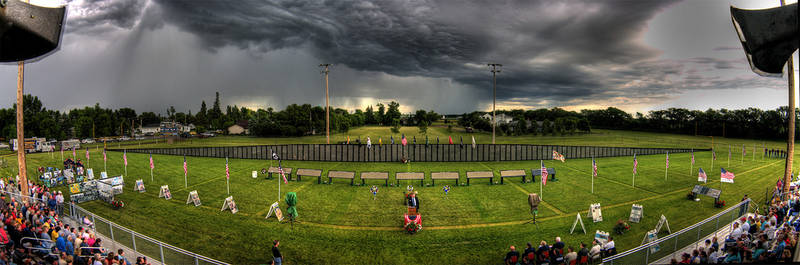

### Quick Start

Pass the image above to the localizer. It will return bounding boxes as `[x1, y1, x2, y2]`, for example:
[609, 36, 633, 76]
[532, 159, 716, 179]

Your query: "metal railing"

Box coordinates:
[68, 203, 230, 265]
[602, 198, 751, 264]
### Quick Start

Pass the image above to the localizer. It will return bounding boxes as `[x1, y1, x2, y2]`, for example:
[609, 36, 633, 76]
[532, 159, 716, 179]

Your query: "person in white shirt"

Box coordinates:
[589, 239, 602, 261]
[741, 219, 750, 235]
[730, 222, 743, 239]
[603, 237, 616, 256]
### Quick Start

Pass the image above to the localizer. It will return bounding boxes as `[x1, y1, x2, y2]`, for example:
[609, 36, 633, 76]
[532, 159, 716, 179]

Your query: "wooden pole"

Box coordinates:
[16, 61, 30, 200]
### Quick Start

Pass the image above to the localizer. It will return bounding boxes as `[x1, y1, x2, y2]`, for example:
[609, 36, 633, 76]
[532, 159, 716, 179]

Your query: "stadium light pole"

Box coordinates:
[488, 63, 502, 144]
[320, 64, 332, 144]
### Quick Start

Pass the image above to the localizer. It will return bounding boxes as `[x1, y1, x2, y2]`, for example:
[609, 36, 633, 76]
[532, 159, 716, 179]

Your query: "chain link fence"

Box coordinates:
[602, 198, 751, 264]
[118, 144, 702, 162]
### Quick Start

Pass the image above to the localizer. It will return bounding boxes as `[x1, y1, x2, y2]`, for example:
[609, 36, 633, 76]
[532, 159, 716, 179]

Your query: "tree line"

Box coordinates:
[0, 93, 795, 141]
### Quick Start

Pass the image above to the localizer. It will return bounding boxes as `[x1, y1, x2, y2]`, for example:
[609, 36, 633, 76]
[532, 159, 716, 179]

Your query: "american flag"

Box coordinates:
[278, 161, 288, 184]
[123, 150, 128, 166]
[592, 158, 598, 177]
[665, 152, 669, 168]
[72, 147, 76, 159]
[691, 151, 695, 165]
[85, 147, 90, 160]
[183, 155, 188, 175]
[742, 145, 746, 156]
[720, 168, 735, 183]
[401, 134, 407, 146]
[225, 157, 230, 180]
[633, 154, 638, 174]
[541, 161, 548, 186]
[698, 168, 707, 182]
[149, 153, 154, 169]
[103, 148, 107, 162]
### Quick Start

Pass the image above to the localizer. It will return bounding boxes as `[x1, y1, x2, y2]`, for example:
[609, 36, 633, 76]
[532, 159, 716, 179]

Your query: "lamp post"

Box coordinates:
[488, 63, 502, 144]
[320, 64, 332, 144]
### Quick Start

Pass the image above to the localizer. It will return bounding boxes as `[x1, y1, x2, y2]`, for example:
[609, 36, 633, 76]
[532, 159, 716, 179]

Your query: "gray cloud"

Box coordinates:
[66, 0, 148, 34]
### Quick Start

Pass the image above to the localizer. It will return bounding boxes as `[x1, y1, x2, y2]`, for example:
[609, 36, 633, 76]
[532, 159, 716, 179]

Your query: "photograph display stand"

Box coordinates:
[134, 179, 145, 192]
[252, 171, 258, 179]
[87, 169, 94, 180]
[654, 214, 671, 234]
[186, 190, 201, 206]
[221, 196, 238, 214]
[641, 230, 661, 253]
[159, 185, 172, 200]
[101, 171, 108, 179]
[629, 204, 643, 223]
[570, 213, 586, 234]
[594, 230, 610, 245]
[590, 203, 603, 222]
[265, 201, 285, 221]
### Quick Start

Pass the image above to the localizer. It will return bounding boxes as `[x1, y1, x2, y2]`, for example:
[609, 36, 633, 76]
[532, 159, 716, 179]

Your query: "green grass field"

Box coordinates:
[0, 129, 793, 264]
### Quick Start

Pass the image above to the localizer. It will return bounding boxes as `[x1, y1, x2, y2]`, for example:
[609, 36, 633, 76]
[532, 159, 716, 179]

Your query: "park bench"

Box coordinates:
[267, 167, 293, 180]
[466, 171, 494, 185]
[431, 172, 459, 186]
[361, 172, 389, 186]
[530, 168, 557, 182]
[396, 172, 424, 186]
[499, 170, 526, 184]
[295, 168, 322, 183]
[327, 171, 355, 185]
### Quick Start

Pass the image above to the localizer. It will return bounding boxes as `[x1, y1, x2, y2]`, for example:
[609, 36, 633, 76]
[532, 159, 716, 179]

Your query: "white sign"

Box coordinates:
[159, 185, 172, 200]
[100, 171, 108, 179]
[87, 168, 94, 179]
[134, 179, 145, 192]
[186, 190, 201, 206]
[595, 230, 610, 245]
[570, 213, 586, 234]
[252, 171, 258, 179]
[265, 201, 285, 221]
[590, 203, 603, 222]
[221, 196, 238, 214]
[654, 214, 671, 234]
[630, 204, 643, 223]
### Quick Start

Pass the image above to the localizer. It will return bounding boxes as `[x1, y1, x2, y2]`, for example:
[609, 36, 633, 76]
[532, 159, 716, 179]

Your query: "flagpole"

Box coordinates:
[728, 145, 730, 168]
[711, 152, 714, 181]
[184, 156, 188, 188]
[665, 153, 668, 180]
[690, 149, 693, 177]
[540, 160, 543, 201]
[632, 154, 636, 188]
[150, 167, 153, 182]
[226, 157, 230, 195]
[591, 156, 594, 194]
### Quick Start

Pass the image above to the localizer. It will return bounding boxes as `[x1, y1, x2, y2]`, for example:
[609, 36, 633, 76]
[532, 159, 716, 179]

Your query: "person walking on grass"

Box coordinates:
[272, 240, 283, 265]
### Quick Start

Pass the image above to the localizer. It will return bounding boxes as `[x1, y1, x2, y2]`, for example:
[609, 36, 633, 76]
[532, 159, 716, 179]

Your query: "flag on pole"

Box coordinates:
[278, 161, 288, 184]
[123, 150, 128, 166]
[712, 150, 716, 161]
[541, 161, 548, 186]
[633, 154, 638, 174]
[592, 158, 598, 177]
[225, 157, 230, 180]
[149, 153, 154, 169]
[552, 150, 565, 162]
[85, 147, 90, 160]
[666, 152, 669, 168]
[436, 136, 440, 144]
[183, 155, 188, 175]
[721, 168, 735, 183]
[460, 136, 464, 148]
[391, 136, 394, 144]
[698, 168, 707, 182]
[103, 148, 107, 162]
[73, 147, 76, 159]
[742, 144, 746, 156]
[366, 137, 372, 149]
[691, 151, 695, 165]
[471, 136, 476, 149]
[401, 134, 407, 146]
[448, 136, 453, 145]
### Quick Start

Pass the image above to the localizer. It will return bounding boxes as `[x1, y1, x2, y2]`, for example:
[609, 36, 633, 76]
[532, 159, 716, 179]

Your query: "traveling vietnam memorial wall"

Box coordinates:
[118, 144, 702, 162]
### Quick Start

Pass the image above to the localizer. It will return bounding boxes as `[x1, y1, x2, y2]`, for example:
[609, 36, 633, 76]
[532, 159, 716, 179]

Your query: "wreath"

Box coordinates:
[260, 168, 268, 174]
[714, 200, 726, 208]
[405, 222, 422, 234]
[614, 219, 630, 235]
[110, 199, 125, 209]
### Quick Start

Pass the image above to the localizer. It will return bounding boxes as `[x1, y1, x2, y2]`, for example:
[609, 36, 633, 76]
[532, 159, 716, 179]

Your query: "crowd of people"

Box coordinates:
[670, 193, 799, 264]
[0, 178, 149, 264]
[503, 236, 616, 265]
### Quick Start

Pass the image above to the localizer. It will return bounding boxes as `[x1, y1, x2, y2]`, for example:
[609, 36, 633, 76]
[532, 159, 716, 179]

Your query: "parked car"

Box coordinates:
[81, 138, 95, 144]
[120, 136, 131, 141]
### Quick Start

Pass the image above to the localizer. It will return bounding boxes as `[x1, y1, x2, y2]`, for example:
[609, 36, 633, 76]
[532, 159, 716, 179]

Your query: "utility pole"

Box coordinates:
[488, 63, 502, 144]
[16, 61, 30, 200]
[320, 64, 332, 144]
[782, 0, 795, 199]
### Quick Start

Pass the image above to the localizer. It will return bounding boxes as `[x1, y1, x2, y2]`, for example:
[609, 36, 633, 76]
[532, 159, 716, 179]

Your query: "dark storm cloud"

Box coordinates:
[149, 0, 681, 105]
[66, 0, 148, 33]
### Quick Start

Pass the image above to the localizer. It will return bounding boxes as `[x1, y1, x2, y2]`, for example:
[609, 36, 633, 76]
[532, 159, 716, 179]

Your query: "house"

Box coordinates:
[140, 123, 161, 135]
[227, 120, 250, 135]
[481, 113, 514, 124]
[159, 121, 181, 136]
[181, 123, 195, 133]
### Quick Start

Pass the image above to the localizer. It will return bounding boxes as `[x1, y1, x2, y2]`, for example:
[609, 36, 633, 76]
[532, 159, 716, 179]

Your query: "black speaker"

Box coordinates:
[730, 3, 798, 76]
[0, 0, 66, 62]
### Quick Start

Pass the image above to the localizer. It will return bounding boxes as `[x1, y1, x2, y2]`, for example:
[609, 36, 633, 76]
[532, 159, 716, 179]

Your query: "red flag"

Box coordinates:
[183, 155, 188, 175]
[123, 150, 128, 166]
[225, 157, 230, 180]
[401, 134, 407, 146]
[448, 136, 453, 145]
[279, 161, 288, 184]
[541, 161, 548, 186]
[103, 149, 107, 162]
[149, 153, 154, 169]
[85, 148, 90, 160]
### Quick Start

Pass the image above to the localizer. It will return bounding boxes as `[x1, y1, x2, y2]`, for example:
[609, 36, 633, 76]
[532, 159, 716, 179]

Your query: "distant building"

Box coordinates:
[140, 123, 160, 135]
[159, 121, 181, 136]
[481, 113, 513, 124]
[181, 123, 195, 133]
[227, 120, 250, 135]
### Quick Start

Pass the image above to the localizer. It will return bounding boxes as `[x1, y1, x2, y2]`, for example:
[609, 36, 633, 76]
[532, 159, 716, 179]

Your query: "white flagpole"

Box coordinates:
[278, 161, 281, 202]
[103, 156, 107, 173]
[591, 156, 594, 194]
[226, 157, 230, 195]
[150, 167, 153, 182]
[124, 150, 127, 177]
[711, 152, 714, 180]
[690, 148, 693, 177]
[665, 152, 668, 180]
[632, 154, 636, 188]
[728, 145, 730, 168]
[184, 156, 187, 188]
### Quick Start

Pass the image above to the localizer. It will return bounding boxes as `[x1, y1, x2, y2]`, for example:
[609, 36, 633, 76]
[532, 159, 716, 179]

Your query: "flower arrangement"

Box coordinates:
[715, 200, 726, 208]
[614, 219, 630, 235]
[405, 221, 422, 234]
[687, 192, 696, 200]
[111, 198, 125, 209]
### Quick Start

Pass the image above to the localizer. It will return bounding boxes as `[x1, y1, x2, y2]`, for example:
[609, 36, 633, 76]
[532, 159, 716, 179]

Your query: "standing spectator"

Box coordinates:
[272, 240, 283, 265]
[522, 242, 536, 265]
[505, 245, 520, 265]
[55, 191, 64, 215]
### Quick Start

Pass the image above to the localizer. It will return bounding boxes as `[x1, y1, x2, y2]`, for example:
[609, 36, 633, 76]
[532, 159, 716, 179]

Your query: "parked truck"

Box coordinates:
[10, 137, 52, 153]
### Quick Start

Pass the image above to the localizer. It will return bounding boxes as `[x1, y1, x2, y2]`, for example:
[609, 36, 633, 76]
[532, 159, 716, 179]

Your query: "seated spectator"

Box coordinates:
[723, 247, 741, 263]
[588, 240, 602, 262]
[551, 237, 565, 264]
[679, 253, 690, 264]
[699, 250, 708, 263]
[564, 246, 577, 265]
[577, 242, 589, 264]
[505, 245, 520, 265]
[537, 241, 551, 265]
[603, 237, 616, 257]
[522, 242, 535, 265]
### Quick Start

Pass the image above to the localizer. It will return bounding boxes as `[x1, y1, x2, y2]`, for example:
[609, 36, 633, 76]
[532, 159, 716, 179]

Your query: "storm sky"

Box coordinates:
[0, 0, 797, 114]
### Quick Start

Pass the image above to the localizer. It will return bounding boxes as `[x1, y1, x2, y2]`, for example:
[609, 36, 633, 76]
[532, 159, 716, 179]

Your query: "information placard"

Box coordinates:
[590, 203, 603, 222]
[186, 190, 201, 206]
[159, 185, 172, 200]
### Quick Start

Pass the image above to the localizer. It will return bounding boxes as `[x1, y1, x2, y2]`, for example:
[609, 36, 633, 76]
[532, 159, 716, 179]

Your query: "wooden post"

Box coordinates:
[782, 1, 795, 200]
[16, 61, 30, 200]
